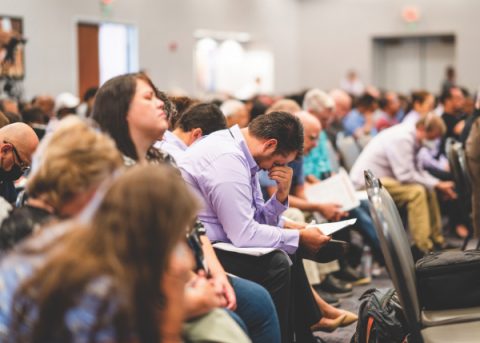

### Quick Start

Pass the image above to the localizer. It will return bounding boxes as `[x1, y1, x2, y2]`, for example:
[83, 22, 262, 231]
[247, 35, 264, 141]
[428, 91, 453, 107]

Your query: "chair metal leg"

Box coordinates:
[461, 235, 471, 251]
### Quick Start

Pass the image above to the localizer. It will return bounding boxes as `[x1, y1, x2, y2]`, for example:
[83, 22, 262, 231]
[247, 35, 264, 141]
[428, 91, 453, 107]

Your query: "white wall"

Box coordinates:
[0, 0, 300, 99]
[1, 0, 479, 99]
[298, 0, 480, 93]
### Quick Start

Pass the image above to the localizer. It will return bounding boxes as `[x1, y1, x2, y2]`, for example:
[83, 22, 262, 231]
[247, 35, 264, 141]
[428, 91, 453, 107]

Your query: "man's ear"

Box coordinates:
[192, 128, 203, 140]
[189, 128, 203, 145]
[263, 138, 278, 154]
[0, 143, 11, 154]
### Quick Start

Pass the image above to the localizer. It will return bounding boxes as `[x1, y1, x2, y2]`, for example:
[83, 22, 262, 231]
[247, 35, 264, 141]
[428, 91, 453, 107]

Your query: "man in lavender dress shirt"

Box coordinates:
[180, 112, 331, 343]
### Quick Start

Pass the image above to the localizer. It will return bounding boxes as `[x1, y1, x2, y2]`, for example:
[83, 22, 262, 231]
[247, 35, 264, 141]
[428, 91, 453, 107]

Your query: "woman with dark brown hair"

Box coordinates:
[92, 72, 172, 165]
[3, 164, 198, 342]
[91, 73, 281, 343]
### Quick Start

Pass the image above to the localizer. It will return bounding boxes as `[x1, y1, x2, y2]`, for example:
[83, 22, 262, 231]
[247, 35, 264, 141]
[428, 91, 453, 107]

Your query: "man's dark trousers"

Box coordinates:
[214, 249, 322, 343]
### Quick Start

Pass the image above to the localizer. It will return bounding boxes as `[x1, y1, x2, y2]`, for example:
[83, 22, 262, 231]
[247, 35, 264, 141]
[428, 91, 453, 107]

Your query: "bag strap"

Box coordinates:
[365, 316, 374, 343]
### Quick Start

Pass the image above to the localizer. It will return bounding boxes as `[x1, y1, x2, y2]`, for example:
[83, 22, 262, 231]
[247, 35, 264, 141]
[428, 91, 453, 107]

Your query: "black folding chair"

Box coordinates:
[364, 170, 480, 342]
[445, 138, 474, 249]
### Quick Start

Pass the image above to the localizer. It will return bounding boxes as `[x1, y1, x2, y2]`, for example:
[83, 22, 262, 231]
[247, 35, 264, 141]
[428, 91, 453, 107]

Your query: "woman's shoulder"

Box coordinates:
[0, 205, 54, 252]
[65, 276, 129, 342]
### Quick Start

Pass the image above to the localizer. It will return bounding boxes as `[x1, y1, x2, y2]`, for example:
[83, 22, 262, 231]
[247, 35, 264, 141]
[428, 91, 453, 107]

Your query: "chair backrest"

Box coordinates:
[446, 138, 471, 199]
[325, 138, 340, 173]
[336, 134, 361, 172]
[356, 134, 372, 149]
[456, 144, 472, 196]
[364, 170, 423, 340]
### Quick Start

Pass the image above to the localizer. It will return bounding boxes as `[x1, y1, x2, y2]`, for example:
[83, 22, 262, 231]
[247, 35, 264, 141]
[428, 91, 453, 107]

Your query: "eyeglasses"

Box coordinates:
[4, 141, 29, 172]
[308, 134, 319, 141]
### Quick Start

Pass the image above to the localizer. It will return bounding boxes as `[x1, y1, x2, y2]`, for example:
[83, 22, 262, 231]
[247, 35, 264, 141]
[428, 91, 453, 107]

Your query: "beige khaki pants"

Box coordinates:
[380, 178, 443, 251]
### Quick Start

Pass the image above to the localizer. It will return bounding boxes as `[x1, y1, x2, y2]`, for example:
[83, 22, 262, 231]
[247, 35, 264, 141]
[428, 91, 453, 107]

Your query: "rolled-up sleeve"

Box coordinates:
[205, 154, 299, 254]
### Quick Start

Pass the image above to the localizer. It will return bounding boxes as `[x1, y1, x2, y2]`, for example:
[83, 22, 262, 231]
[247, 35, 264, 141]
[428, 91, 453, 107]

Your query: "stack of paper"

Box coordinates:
[305, 168, 360, 211]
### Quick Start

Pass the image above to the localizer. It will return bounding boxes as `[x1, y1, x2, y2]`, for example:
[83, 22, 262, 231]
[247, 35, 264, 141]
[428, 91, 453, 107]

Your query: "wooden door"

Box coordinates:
[77, 23, 99, 98]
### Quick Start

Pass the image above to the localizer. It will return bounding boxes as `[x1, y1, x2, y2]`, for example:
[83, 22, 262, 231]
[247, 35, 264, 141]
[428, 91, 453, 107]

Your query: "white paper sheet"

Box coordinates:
[305, 168, 360, 211]
[306, 218, 357, 236]
[212, 242, 292, 265]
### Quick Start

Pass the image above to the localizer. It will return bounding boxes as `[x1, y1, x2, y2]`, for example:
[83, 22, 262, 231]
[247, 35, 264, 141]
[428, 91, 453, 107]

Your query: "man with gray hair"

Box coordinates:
[303, 89, 335, 129]
[302, 89, 336, 182]
[326, 89, 352, 147]
[302, 91, 379, 291]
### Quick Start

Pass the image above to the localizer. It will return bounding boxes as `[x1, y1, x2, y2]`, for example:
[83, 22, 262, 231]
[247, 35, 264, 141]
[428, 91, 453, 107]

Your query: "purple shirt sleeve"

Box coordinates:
[417, 145, 449, 171]
[205, 154, 299, 254]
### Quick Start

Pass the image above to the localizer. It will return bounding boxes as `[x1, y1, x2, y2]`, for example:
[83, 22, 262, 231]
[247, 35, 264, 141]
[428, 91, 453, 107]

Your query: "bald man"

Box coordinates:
[0, 123, 39, 201]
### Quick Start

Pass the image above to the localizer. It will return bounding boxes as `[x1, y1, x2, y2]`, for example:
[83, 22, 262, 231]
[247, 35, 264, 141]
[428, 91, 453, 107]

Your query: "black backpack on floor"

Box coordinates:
[351, 288, 410, 343]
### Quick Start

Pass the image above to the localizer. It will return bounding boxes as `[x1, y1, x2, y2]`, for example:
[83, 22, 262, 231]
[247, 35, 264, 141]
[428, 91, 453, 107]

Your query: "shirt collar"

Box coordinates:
[229, 125, 259, 175]
[164, 130, 188, 151]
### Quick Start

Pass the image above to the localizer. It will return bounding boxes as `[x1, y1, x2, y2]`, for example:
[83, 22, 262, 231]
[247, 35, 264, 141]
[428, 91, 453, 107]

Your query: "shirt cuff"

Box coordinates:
[423, 177, 439, 190]
[280, 229, 300, 254]
[269, 192, 289, 212]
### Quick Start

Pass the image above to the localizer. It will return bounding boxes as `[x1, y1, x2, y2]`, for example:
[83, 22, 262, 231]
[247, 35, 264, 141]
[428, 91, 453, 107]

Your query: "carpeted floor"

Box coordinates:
[314, 268, 392, 343]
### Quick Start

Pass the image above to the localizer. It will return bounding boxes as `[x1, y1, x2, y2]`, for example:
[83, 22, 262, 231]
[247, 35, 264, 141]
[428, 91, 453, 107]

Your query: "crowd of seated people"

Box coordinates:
[0, 69, 477, 343]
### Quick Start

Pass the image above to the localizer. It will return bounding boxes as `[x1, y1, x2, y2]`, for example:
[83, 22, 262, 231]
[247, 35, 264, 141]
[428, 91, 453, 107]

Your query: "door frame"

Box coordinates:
[72, 16, 138, 95]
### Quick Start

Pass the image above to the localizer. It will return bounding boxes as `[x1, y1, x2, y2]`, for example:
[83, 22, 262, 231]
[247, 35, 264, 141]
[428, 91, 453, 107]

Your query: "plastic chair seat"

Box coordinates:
[422, 306, 480, 327]
[421, 320, 480, 343]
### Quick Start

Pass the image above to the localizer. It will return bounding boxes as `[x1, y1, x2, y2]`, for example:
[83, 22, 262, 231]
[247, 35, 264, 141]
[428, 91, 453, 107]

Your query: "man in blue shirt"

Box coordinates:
[343, 94, 378, 138]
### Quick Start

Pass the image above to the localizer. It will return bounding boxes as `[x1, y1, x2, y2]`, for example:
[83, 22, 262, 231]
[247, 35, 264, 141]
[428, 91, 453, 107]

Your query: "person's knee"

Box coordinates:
[407, 184, 427, 203]
[269, 251, 291, 271]
[236, 278, 277, 313]
[266, 251, 291, 283]
[250, 281, 276, 310]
